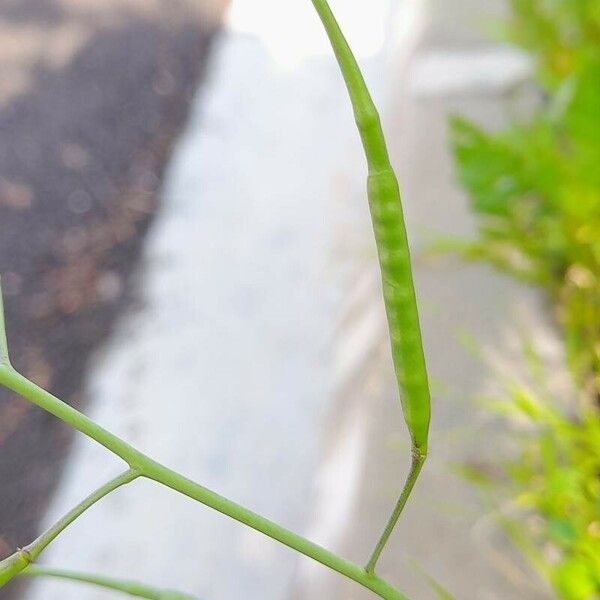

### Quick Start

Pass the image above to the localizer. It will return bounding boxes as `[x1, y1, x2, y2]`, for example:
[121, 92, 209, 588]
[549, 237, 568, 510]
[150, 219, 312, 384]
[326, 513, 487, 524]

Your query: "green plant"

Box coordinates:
[449, 1, 600, 598]
[449, 0, 600, 395]
[0, 2, 430, 598]
[23, 566, 197, 600]
[311, 0, 430, 574]
[466, 377, 600, 600]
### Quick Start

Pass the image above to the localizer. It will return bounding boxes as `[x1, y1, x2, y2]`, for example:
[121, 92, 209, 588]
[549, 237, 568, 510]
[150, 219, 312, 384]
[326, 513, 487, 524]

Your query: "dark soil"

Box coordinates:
[0, 6, 218, 598]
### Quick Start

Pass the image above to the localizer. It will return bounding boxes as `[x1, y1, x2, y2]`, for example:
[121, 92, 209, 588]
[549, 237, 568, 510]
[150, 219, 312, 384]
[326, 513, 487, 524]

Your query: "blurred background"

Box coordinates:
[0, 1, 598, 599]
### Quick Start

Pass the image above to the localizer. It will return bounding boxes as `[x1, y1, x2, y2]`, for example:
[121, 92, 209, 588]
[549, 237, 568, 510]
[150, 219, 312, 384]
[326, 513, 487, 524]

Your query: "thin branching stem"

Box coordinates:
[310, 0, 430, 571]
[22, 566, 196, 600]
[366, 449, 426, 574]
[0, 469, 139, 586]
[0, 368, 409, 600]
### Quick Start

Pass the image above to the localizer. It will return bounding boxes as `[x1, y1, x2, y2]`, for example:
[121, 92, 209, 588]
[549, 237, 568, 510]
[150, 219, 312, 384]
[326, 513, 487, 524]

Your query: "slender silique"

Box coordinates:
[309, 0, 431, 574]
[309, 0, 431, 456]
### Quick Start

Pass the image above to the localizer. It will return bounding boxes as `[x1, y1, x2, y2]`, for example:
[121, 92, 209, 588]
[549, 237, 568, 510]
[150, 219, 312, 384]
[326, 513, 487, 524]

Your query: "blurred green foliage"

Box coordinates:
[474, 379, 600, 600]
[451, 0, 600, 393]
[449, 1, 600, 598]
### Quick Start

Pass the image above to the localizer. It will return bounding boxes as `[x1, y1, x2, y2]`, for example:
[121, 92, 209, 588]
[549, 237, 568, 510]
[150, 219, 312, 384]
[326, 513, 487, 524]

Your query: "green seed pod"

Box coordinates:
[368, 171, 430, 452]
[310, 0, 431, 454]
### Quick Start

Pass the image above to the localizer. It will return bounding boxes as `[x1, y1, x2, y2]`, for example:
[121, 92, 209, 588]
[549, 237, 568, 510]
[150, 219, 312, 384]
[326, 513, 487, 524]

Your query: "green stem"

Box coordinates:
[22, 566, 196, 599]
[309, 0, 390, 173]
[0, 469, 139, 586]
[366, 449, 426, 574]
[0, 367, 409, 600]
[0, 5, 424, 596]
[142, 463, 408, 600]
[310, 0, 430, 561]
[0, 276, 10, 365]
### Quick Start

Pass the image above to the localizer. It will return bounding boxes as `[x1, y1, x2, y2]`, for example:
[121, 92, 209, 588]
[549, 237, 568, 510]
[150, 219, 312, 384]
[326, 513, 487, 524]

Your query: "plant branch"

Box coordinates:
[22, 565, 196, 599]
[309, 0, 390, 173]
[0, 276, 11, 365]
[0, 469, 139, 586]
[0, 8, 421, 595]
[0, 368, 410, 600]
[310, 0, 430, 569]
[366, 449, 426, 574]
[141, 463, 409, 600]
[0, 3, 427, 599]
